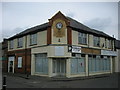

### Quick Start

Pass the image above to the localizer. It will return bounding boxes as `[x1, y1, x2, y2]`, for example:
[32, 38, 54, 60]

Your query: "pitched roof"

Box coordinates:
[9, 22, 49, 40]
[8, 14, 114, 40]
[67, 17, 113, 38]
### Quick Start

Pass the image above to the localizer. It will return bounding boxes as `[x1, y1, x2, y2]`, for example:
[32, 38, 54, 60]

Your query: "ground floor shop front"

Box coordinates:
[31, 53, 115, 78]
[6, 45, 117, 78]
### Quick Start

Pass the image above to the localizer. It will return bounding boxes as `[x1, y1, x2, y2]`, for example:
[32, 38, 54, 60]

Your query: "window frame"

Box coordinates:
[93, 36, 100, 47]
[9, 40, 14, 49]
[35, 53, 48, 74]
[18, 57, 22, 68]
[17, 37, 23, 48]
[78, 32, 87, 45]
[108, 39, 112, 49]
[30, 33, 37, 45]
[105, 38, 107, 48]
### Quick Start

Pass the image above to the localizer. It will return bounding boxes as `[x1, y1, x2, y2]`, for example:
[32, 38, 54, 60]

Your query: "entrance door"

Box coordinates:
[9, 61, 13, 72]
[8, 56, 15, 73]
[53, 58, 66, 76]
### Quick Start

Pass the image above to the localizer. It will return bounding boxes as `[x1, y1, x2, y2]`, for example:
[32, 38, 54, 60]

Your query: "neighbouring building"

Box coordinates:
[0, 42, 2, 72]
[2, 39, 8, 72]
[6, 11, 118, 78]
[115, 40, 120, 72]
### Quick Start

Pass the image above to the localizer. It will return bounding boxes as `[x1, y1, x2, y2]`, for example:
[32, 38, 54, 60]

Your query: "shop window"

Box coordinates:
[18, 57, 22, 68]
[89, 55, 111, 73]
[96, 56, 100, 72]
[88, 55, 93, 72]
[78, 32, 87, 45]
[35, 53, 48, 74]
[17, 37, 23, 48]
[71, 57, 85, 74]
[106, 56, 110, 71]
[30, 33, 37, 45]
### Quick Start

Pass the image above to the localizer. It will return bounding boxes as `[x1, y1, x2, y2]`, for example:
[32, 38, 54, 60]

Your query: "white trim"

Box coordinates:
[69, 73, 86, 78]
[89, 71, 111, 76]
[85, 54, 89, 76]
[110, 57, 113, 73]
[34, 73, 49, 77]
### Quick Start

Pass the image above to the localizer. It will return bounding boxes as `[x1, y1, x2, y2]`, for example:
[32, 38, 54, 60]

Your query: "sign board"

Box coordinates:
[8, 56, 15, 61]
[68, 46, 81, 53]
[55, 46, 64, 56]
[101, 50, 117, 56]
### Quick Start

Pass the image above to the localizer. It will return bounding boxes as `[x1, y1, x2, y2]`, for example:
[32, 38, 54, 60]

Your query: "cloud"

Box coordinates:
[66, 12, 75, 18]
[2, 27, 25, 39]
[83, 17, 112, 30]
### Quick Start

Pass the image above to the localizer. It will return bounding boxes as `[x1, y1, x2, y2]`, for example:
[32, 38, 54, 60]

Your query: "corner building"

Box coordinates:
[7, 11, 117, 78]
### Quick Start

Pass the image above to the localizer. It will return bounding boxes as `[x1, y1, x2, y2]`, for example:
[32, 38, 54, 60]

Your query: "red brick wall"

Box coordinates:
[67, 27, 72, 45]
[7, 48, 31, 74]
[2, 60, 8, 72]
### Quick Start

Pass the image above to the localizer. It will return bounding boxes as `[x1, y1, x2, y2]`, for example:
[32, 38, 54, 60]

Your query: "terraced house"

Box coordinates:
[7, 11, 117, 78]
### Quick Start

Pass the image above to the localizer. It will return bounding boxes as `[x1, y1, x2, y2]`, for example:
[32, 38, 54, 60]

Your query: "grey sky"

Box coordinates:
[118, 2, 120, 40]
[0, 2, 118, 42]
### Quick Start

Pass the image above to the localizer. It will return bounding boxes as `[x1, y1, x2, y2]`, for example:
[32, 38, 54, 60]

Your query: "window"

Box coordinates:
[108, 39, 112, 48]
[18, 57, 22, 68]
[30, 33, 37, 45]
[71, 56, 85, 74]
[88, 55, 111, 73]
[105, 39, 107, 48]
[9, 40, 14, 49]
[93, 36, 100, 47]
[78, 32, 87, 44]
[35, 54, 48, 74]
[17, 37, 23, 48]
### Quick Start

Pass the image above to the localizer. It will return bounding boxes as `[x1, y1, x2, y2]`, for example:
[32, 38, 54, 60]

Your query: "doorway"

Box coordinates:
[9, 61, 13, 72]
[8, 56, 15, 73]
[52, 58, 66, 77]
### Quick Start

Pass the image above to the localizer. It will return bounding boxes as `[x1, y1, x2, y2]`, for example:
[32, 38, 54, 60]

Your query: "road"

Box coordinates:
[2, 73, 119, 88]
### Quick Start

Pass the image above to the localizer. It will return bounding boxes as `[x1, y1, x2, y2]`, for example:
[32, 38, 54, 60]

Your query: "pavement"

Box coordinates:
[1, 72, 119, 88]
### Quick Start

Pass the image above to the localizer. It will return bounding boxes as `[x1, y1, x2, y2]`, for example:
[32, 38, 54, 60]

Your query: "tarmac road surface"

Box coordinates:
[2, 72, 119, 88]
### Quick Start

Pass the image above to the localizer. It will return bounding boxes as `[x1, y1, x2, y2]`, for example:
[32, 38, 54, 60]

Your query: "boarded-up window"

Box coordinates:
[89, 55, 110, 73]
[71, 55, 85, 74]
